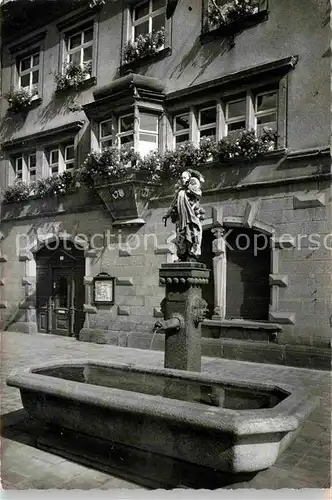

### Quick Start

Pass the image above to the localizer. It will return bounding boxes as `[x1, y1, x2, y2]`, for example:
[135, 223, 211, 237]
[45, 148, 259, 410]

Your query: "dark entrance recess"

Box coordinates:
[200, 229, 215, 319]
[225, 227, 270, 321]
[36, 241, 85, 337]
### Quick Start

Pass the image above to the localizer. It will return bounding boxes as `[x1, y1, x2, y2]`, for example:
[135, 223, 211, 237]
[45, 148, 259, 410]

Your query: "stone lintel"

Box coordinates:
[243, 201, 260, 228]
[154, 245, 174, 255]
[116, 277, 134, 286]
[84, 276, 94, 285]
[22, 277, 36, 286]
[269, 312, 296, 325]
[153, 307, 164, 318]
[84, 249, 98, 258]
[269, 274, 289, 287]
[119, 249, 132, 257]
[293, 194, 326, 209]
[273, 237, 296, 249]
[19, 252, 33, 261]
[223, 216, 243, 227]
[118, 306, 130, 316]
[83, 304, 98, 314]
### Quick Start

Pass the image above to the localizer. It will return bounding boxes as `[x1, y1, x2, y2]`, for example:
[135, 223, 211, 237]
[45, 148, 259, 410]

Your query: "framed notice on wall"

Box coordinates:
[93, 273, 115, 305]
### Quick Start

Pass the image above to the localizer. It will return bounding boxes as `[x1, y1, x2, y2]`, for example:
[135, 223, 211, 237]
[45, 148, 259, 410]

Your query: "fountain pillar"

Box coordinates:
[159, 262, 210, 372]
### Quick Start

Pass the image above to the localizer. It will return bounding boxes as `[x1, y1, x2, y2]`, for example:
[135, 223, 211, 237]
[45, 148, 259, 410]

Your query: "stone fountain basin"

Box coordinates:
[6, 360, 317, 474]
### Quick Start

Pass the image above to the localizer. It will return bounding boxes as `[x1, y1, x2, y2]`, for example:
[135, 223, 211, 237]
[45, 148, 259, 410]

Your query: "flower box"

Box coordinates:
[94, 178, 159, 225]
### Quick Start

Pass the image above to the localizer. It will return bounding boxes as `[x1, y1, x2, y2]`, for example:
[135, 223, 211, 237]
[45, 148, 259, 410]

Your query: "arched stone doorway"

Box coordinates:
[36, 240, 85, 337]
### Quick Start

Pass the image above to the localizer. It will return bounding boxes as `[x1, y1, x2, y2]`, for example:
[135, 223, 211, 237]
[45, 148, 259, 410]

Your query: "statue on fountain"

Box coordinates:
[163, 169, 205, 262]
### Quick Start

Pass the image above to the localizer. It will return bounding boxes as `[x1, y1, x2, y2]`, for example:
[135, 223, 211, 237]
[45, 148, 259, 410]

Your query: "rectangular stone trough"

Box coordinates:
[6, 360, 318, 477]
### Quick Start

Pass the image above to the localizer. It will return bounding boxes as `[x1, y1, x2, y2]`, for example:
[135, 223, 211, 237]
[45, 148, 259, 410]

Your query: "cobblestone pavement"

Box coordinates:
[1, 331, 331, 490]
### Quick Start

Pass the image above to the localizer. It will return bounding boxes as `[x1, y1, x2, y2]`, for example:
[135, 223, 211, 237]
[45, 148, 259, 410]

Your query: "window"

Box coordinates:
[64, 144, 75, 171]
[97, 112, 159, 155]
[199, 106, 217, 140]
[100, 119, 113, 150]
[132, 0, 166, 39]
[171, 85, 279, 148]
[174, 113, 190, 147]
[139, 112, 159, 156]
[28, 153, 37, 182]
[118, 114, 135, 149]
[10, 151, 37, 183]
[18, 52, 39, 93]
[66, 24, 93, 75]
[255, 90, 277, 138]
[49, 149, 59, 175]
[14, 156, 23, 180]
[48, 144, 75, 175]
[225, 97, 246, 138]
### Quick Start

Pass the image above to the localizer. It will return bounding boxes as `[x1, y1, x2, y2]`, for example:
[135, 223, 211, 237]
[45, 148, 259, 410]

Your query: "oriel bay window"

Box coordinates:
[97, 111, 160, 156]
[118, 114, 135, 149]
[99, 119, 113, 150]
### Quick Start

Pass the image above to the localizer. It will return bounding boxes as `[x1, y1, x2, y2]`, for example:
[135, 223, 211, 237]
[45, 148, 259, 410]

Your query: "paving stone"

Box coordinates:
[0, 330, 330, 490]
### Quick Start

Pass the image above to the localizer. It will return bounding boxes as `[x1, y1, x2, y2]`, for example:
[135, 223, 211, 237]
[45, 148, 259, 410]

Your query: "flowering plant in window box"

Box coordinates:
[3, 180, 31, 203]
[89, 0, 105, 7]
[34, 171, 76, 198]
[206, 0, 259, 31]
[4, 87, 38, 113]
[215, 128, 278, 161]
[54, 62, 92, 93]
[123, 27, 165, 65]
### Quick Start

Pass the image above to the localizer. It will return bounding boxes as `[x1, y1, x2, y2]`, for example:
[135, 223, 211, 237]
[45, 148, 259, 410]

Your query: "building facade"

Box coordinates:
[0, 0, 331, 369]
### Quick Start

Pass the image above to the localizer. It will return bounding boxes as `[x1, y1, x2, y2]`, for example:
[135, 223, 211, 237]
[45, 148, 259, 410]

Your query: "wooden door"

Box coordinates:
[51, 267, 74, 336]
[36, 242, 85, 337]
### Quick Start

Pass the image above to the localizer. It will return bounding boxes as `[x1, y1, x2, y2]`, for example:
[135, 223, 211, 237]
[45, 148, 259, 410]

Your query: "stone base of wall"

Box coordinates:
[201, 338, 331, 370]
[8, 321, 38, 334]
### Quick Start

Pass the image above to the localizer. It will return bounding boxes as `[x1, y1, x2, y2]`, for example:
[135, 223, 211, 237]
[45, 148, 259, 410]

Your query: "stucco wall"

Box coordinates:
[0, 0, 330, 151]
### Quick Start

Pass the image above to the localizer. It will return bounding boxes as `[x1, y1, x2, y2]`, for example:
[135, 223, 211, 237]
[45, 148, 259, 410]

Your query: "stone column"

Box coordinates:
[159, 262, 210, 372]
[211, 227, 227, 320]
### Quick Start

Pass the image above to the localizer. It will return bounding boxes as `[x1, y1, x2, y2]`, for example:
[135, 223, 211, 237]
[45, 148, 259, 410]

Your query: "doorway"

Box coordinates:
[36, 241, 85, 337]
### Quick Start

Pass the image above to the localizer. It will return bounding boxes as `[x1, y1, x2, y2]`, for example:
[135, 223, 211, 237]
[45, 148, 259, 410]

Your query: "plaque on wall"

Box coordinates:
[93, 273, 115, 305]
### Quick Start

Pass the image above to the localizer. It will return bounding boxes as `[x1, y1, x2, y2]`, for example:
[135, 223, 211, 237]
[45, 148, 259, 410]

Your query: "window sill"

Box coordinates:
[200, 10, 268, 44]
[203, 318, 282, 332]
[54, 76, 97, 95]
[120, 47, 172, 76]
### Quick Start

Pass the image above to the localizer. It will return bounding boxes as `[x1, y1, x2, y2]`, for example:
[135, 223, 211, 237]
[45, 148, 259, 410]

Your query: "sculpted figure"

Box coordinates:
[163, 169, 205, 262]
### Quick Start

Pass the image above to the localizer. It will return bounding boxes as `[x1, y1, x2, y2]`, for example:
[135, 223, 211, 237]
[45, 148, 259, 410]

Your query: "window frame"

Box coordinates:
[132, 0, 166, 41]
[18, 52, 40, 94]
[59, 17, 98, 80]
[173, 112, 191, 148]
[169, 81, 283, 150]
[94, 109, 161, 156]
[47, 143, 76, 176]
[122, 0, 172, 67]
[27, 152, 37, 182]
[99, 119, 114, 151]
[198, 105, 217, 140]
